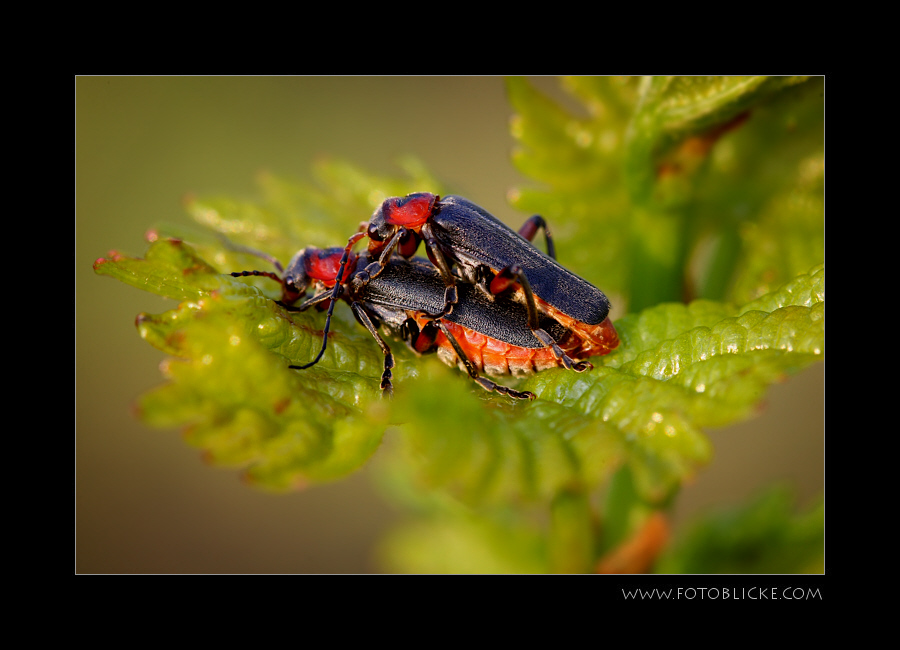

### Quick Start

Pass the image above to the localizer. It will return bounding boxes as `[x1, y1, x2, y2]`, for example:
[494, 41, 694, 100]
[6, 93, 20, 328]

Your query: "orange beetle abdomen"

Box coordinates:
[412, 314, 582, 377]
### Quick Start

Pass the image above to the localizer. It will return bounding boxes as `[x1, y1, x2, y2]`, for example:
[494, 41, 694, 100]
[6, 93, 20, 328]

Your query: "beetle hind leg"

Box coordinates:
[518, 215, 556, 260]
[531, 329, 593, 373]
[436, 321, 535, 401]
[489, 264, 592, 373]
[473, 376, 535, 401]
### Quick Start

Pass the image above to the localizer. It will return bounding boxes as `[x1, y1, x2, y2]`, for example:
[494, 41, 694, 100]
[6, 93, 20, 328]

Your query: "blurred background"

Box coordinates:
[76, 76, 824, 573]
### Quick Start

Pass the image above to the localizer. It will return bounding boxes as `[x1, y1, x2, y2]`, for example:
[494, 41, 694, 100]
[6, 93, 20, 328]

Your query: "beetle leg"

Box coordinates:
[401, 318, 439, 354]
[399, 318, 419, 344]
[362, 226, 408, 281]
[435, 320, 535, 401]
[532, 328, 594, 373]
[474, 264, 493, 290]
[348, 227, 412, 297]
[518, 215, 556, 260]
[278, 284, 336, 312]
[348, 302, 395, 397]
[490, 264, 592, 373]
[420, 222, 458, 318]
[489, 264, 541, 330]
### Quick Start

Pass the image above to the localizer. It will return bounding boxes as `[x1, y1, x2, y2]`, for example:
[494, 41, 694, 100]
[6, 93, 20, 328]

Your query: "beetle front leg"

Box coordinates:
[489, 264, 592, 373]
[361, 226, 408, 282]
[348, 227, 413, 297]
[277, 283, 333, 312]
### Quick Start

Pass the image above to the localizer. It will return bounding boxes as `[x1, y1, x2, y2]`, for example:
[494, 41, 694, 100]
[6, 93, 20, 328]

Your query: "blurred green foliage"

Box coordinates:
[657, 486, 824, 574]
[507, 76, 823, 310]
[94, 76, 824, 573]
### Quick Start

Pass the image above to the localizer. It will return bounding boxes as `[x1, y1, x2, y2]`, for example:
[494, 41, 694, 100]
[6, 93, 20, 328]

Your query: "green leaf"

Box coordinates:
[506, 76, 823, 312]
[656, 486, 824, 574]
[95, 157, 823, 501]
[507, 76, 636, 303]
[94, 78, 824, 572]
[383, 265, 823, 508]
[624, 76, 810, 201]
[726, 151, 825, 304]
[123, 242, 391, 489]
[377, 511, 550, 574]
[93, 238, 222, 300]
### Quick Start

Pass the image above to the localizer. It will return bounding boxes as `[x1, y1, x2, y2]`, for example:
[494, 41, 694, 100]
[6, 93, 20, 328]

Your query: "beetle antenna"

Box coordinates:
[216, 233, 284, 272]
[230, 269, 283, 284]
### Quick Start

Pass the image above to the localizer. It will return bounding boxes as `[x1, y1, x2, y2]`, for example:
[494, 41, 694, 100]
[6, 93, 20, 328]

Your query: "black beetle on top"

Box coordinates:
[326, 193, 618, 373]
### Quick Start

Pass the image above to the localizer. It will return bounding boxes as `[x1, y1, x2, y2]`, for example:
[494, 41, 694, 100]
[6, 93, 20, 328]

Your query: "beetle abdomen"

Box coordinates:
[409, 314, 576, 377]
[535, 298, 619, 357]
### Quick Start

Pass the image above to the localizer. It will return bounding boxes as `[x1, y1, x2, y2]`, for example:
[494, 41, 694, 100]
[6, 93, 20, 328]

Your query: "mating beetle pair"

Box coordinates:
[231, 194, 618, 399]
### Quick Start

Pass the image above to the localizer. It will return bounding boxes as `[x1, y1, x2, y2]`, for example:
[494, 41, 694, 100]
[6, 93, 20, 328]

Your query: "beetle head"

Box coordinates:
[281, 248, 315, 304]
[367, 192, 437, 254]
[283, 246, 359, 303]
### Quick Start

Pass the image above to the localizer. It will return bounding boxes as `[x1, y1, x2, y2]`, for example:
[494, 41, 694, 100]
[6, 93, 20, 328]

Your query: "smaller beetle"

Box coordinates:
[231, 247, 616, 399]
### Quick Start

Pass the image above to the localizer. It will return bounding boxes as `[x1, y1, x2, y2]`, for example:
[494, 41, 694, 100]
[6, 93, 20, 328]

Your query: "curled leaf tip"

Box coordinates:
[94, 250, 126, 270]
